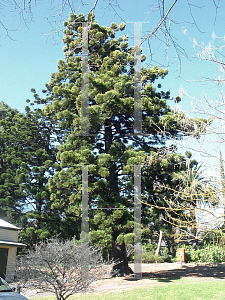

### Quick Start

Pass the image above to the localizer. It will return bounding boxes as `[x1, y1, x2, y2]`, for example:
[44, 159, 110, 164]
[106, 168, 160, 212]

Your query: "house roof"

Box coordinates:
[0, 219, 19, 230]
[0, 240, 26, 247]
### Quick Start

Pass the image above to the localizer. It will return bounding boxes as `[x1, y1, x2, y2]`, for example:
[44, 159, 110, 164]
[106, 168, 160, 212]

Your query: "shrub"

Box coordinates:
[142, 252, 164, 263]
[16, 238, 110, 300]
[203, 229, 225, 247]
[163, 250, 173, 263]
[178, 244, 225, 264]
[199, 245, 225, 264]
[142, 243, 157, 253]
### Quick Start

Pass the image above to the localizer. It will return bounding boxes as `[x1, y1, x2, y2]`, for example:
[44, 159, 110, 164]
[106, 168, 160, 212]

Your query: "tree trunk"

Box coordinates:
[105, 119, 132, 276]
[111, 241, 133, 277]
[155, 230, 163, 256]
[33, 180, 43, 247]
[105, 118, 119, 194]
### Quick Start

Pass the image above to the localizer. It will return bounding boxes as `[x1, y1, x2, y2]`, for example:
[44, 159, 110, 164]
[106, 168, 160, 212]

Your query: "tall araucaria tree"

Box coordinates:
[0, 102, 21, 220]
[34, 12, 206, 275]
[0, 103, 60, 247]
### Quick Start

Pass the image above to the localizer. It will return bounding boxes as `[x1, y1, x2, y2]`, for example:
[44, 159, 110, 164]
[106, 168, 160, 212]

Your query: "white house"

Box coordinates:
[0, 218, 26, 281]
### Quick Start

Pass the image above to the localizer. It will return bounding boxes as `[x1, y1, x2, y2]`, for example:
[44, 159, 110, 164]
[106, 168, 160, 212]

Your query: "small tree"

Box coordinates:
[16, 238, 109, 300]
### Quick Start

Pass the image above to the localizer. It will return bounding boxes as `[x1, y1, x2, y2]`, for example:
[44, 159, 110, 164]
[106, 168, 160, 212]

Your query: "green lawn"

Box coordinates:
[30, 278, 225, 300]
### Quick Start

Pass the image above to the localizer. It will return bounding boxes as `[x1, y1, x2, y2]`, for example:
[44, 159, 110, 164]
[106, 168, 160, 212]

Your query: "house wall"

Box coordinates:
[0, 227, 19, 281]
[0, 228, 18, 242]
[0, 245, 17, 282]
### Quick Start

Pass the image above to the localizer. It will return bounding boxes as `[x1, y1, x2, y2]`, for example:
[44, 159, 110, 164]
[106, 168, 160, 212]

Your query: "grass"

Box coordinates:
[30, 278, 225, 300]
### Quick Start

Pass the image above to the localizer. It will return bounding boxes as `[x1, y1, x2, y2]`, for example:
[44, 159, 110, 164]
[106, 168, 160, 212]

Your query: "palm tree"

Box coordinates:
[173, 151, 219, 242]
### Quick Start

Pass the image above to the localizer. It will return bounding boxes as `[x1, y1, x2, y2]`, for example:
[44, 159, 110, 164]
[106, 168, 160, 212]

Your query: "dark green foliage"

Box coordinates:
[162, 248, 173, 262]
[142, 252, 164, 263]
[0, 101, 19, 121]
[0, 103, 58, 246]
[0, 104, 25, 220]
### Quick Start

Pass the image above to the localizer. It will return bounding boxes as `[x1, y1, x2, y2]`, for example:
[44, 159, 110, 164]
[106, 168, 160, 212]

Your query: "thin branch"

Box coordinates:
[142, 0, 178, 44]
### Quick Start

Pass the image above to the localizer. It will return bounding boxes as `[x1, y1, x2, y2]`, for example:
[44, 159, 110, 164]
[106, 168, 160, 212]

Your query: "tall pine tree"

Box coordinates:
[0, 102, 21, 220]
[0, 103, 58, 246]
[33, 12, 206, 275]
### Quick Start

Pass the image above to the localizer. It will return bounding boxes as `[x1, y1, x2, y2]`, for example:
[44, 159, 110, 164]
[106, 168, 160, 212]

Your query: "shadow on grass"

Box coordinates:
[134, 264, 225, 282]
[155, 277, 175, 283]
[124, 272, 180, 282]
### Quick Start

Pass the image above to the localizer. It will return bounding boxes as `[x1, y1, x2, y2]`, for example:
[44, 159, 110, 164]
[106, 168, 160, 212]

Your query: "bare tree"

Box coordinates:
[177, 34, 225, 164]
[16, 238, 111, 300]
[176, 32, 225, 227]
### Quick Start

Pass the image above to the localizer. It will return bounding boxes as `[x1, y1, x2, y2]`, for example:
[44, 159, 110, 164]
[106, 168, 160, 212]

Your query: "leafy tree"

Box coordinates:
[31, 12, 206, 275]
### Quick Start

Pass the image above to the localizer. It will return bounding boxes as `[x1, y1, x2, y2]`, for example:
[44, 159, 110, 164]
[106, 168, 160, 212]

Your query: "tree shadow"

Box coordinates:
[139, 264, 225, 282]
[156, 278, 175, 282]
[123, 273, 142, 281]
[124, 272, 178, 282]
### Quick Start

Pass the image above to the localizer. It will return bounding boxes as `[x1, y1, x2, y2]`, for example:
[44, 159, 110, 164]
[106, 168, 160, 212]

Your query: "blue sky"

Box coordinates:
[0, 0, 222, 111]
[0, 1, 224, 198]
[0, 1, 222, 112]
